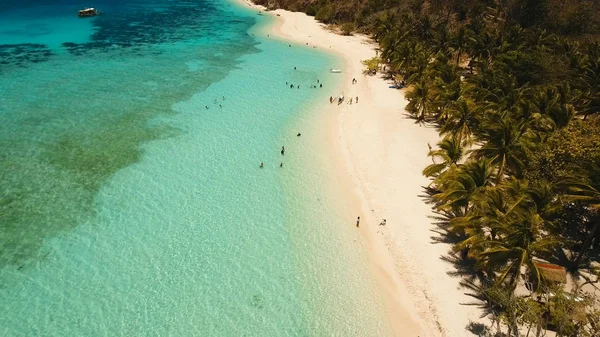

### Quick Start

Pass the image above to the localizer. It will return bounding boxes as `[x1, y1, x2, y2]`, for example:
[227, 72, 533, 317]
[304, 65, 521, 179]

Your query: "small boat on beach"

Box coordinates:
[78, 8, 100, 17]
[329, 69, 341, 73]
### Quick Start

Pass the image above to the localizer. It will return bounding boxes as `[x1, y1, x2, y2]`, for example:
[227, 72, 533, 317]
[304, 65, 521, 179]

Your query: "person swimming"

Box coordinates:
[205, 105, 209, 109]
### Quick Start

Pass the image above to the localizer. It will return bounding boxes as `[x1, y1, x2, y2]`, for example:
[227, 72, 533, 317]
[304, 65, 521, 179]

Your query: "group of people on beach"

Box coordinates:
[356, 216, 386, 228]
[329, 95, 359, 104]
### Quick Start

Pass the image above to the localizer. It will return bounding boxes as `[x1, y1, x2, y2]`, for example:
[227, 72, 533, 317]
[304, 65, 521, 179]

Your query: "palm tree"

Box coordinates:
[423, 136, 464, 178]
[449, 27, 468, 66]
[471, 119, 530, 183]
[405, 79, 433, 122]
[439, 98, 478, 144]
[468, 30, 496, 68]
[574, 42, 600, 119]
[532, 86, 575, 130]
[562, 163, 600, 266]
[433, 159, 496, 215]
[477, 209, 559, 291]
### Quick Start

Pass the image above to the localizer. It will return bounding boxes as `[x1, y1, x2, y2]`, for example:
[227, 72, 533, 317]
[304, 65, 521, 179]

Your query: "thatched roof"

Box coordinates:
[535, 262, 567, 284]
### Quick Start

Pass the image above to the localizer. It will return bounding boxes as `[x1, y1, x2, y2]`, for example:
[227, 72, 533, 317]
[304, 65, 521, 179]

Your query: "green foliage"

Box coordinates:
[526, 118, 600, 183]
[314, 4, 334, 22]
[340, 22, 355, 35]
[360, 56, 379, 74]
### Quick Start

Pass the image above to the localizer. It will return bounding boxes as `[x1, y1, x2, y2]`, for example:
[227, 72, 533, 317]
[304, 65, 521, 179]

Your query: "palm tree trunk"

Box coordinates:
[496, 155, 506, 184]
[574, 216, 600, 267]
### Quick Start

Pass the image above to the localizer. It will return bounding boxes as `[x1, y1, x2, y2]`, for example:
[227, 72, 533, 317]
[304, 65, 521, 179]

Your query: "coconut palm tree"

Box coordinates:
[574, 43, 600, 119]
[405, 79, 433, 122]
[423, 136, 464, 178]
[477, 209, 559, 291]
[433, 159, 496, 215]
[449, 26, 468, 66]
[562, 163, 600, 266]
[471, 119, 531, 183]
[439, 98, 478, 144]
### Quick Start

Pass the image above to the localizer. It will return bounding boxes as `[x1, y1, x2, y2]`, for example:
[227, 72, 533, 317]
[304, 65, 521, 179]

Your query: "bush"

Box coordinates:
[315, 4, 334, 22]
[341, 22, 355, 35]
[305, 5, 318, 16]
[361, 57, 380, 74]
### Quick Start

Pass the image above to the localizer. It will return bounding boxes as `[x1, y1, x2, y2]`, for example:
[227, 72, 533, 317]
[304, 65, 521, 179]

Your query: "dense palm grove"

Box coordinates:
[254, 0, 600, 335]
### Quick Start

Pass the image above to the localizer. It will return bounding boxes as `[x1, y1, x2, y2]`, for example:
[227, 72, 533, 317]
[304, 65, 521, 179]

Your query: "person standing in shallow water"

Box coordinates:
[281, 146, 285, 155]
[260, 162, 264, 168]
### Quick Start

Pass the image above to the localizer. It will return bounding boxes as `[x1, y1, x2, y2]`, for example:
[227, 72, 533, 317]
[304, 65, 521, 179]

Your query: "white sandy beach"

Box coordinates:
[238, 1, 483, 335]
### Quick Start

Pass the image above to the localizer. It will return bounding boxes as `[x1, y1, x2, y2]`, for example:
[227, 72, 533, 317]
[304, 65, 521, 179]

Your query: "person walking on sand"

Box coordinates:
[329, 96, 333, 103]
[349, 97, 353, 104]
[281, 146, 285, 155]
[356, 96, 358, 103]
[356, 216, 360, 227]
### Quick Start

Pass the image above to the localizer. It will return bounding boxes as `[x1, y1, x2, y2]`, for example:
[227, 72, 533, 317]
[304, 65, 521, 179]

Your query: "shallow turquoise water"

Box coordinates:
[0, 0, 392, 335]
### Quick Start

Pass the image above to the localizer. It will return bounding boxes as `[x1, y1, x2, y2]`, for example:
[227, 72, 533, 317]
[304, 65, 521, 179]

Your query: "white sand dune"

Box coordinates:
[237, 1, 483, 335]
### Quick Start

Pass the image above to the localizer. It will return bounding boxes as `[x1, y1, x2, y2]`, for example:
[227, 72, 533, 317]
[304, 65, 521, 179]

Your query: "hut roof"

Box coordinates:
[535, 262, 567, 284]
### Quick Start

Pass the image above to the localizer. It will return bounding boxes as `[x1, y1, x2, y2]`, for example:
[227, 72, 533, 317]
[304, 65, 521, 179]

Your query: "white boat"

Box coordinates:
[78, 7, 99, 17]
[329, 69, 341, 73]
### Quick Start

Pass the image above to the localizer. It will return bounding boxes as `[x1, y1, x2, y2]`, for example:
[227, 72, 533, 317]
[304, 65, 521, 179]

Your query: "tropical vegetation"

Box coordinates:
[254, 0, 600, 335]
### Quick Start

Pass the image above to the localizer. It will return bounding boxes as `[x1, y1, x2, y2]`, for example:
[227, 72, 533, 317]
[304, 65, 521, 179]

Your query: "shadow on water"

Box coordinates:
[0, 0, 259, 269]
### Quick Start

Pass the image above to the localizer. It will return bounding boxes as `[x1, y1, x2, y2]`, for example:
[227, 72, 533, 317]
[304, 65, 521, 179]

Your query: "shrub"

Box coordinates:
[341, 22, 355, 35]
[361, 57, 380, 74]
[315, 4, 334, 22]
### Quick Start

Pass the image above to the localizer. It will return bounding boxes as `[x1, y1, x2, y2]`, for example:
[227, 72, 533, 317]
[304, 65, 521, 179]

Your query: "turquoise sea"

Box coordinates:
[0, 0, 393, 335]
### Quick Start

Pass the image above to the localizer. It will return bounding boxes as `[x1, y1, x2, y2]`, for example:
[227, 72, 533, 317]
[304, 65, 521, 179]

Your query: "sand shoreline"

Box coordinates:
[234, 1, 482, 335]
